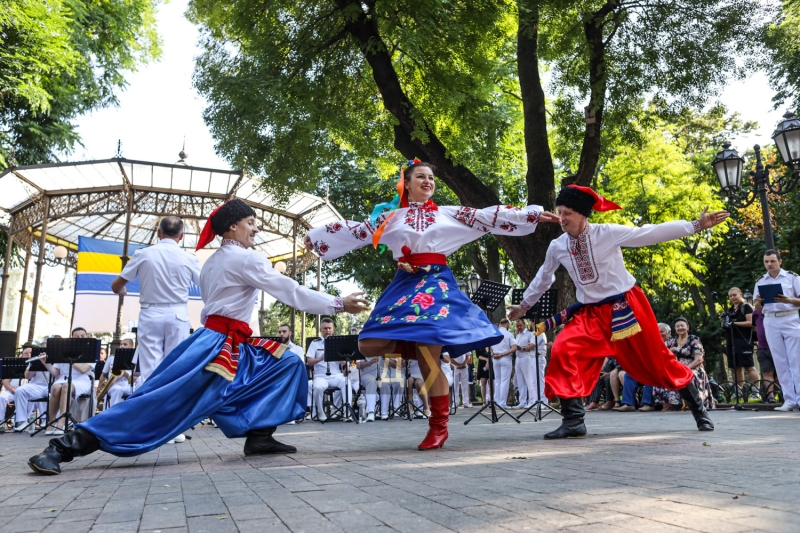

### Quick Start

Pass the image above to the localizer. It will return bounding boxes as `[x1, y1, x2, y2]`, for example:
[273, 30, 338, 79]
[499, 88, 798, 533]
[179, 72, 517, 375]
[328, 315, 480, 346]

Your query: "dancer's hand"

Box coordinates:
[303, 235, 314, 251]
[538, 211, 561, 224]
[698, 206, 730, 229]
[507, 304, 525, 321]
[343, 291, 371, 314]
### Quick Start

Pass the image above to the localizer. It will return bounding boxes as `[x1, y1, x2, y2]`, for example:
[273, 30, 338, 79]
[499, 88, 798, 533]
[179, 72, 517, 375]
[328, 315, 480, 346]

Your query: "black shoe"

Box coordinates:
[544, 398, 587, 439]
[28, 427, 100, 475]
[678, 382, 715, 431]
[243, 427, 296, 456]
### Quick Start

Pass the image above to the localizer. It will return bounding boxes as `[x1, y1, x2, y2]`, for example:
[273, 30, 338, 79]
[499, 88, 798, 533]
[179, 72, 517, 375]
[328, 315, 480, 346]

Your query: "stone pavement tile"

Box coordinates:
[358, 501, 452, 533]
[496, 518, 563, 532]
[138, 503, 187, 530]
[87, 521, 139, 533]
[325, 509, 387, 531]
[259, 490, 313, 510]
[0, 517, 54, 533]
[139, 527, 187, 533]
[40, 520, 95, 533]
[220, 494, 263, 507]
[51, 507, 102, 523]
[271, 507, 346, 533]
[183, 494, 226, 517]
[294, 490, 356, 513]
[225, 503, 276, 521]
[234, 518, 291, 533]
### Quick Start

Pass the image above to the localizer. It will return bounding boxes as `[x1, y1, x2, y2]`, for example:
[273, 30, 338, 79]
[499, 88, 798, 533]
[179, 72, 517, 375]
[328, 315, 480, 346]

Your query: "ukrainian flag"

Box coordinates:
[73, 237, 203, 333]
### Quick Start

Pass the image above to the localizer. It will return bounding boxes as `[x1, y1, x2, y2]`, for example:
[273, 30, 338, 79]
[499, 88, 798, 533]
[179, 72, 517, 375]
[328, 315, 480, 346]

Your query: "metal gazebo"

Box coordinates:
[0, 158, 342, 344]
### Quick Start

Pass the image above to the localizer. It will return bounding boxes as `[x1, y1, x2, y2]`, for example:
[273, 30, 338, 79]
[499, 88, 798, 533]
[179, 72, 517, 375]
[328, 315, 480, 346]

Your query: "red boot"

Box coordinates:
[418, 395, 449, 450]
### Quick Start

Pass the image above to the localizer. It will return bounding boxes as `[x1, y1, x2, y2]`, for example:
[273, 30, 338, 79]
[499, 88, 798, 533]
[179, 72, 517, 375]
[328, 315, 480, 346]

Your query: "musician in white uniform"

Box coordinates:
[111, 216, 201, 382]
[46, 328, 93, 435]
[277, 324, 302, 356]
[527, 320, 549, 406]
[306, 318, 348, 421]
[754, 249, 800, 411]
[491, 318, 517, 408]
[2, 345, 32, 426]
[98, 339, 137, 409]
[356, 354, 379, 421]
[451, 351, 472, 408]
[379, 356, 404, 420]
[12, 345, 52, 431]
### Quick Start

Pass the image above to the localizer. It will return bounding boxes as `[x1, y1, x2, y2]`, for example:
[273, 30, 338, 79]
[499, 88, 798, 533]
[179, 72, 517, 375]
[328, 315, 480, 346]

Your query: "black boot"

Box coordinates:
[243, 427, 296, 456]
[544, 398, 587, 439]
[678, 382, 714, 431]
[28, 427, 100, 475]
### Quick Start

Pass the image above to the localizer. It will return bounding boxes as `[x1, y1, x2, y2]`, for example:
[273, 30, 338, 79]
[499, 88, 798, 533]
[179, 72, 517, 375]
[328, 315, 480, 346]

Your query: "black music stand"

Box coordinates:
[20, 352, 52, 433]
[111, 348, 137, 382]
[320, 335, 364, 423]
[464, 280, 520, 426]
[0, 358, 28, 430]
[37, 337, 100, 434]
[511, 288, 560, 421]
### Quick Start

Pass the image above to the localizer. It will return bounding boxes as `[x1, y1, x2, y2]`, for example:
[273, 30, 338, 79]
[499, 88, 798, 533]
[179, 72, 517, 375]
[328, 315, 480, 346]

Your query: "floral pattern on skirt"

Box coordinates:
[652, 335, 714, 409]
[360, 265, 502, 355]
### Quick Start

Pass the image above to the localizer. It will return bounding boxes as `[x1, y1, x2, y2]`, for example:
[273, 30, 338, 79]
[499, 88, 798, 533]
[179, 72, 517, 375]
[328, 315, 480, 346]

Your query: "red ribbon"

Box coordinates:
[196, 202, 227, 251]
[400, 245, 447, 268]
[567, 184, 622, 212]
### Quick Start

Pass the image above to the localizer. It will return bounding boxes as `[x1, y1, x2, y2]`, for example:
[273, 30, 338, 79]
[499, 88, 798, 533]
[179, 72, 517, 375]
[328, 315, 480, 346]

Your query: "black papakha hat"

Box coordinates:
[210, 199, 257, 236]
[555, 186, 595, 218]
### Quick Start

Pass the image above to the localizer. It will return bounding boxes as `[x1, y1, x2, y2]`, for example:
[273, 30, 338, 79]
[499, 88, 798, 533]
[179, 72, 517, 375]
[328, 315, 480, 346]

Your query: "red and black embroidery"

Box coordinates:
[325, 222, 343, 233]
[314, 240, 330, 256]
[404, 205, 437, 232]
[568, 227, 598, 285]
[499, 222, 518, 232]
[453, 206, 478, 228]
[526, 211, 539, 224]
[691, 219, 702, 234]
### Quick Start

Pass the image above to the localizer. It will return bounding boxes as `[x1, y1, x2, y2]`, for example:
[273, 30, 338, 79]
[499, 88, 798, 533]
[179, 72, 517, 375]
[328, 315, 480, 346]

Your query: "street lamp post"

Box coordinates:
[711, 112, 800, 251]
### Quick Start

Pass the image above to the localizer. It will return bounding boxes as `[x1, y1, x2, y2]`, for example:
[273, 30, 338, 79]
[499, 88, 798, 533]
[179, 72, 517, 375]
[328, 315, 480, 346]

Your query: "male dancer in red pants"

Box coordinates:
[508, 185, 728, 438]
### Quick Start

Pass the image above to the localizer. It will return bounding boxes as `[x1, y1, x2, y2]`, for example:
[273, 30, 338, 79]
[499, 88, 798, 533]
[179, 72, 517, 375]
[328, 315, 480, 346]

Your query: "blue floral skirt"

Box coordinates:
[360, 265, 502, 356]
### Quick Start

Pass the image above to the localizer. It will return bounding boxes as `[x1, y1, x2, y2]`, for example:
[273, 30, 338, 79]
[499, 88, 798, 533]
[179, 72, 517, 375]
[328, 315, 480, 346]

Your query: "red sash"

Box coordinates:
[397, 245, 447, 272]
[204, 315, 287, 382]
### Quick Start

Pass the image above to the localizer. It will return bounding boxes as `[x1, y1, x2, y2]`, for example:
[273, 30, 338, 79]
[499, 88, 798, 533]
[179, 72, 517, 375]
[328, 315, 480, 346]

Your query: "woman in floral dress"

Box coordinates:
[305, 160, 559, 450]
[653, 317, 714, 410]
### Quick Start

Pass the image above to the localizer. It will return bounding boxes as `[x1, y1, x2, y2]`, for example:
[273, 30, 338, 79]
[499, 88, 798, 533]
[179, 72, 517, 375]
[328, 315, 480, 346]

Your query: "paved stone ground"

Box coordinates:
[1, 408, 799, 533]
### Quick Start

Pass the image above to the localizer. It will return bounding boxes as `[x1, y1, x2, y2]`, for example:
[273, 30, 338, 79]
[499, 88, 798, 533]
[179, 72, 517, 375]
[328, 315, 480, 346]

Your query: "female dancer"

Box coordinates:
[305, 160, 559, 449]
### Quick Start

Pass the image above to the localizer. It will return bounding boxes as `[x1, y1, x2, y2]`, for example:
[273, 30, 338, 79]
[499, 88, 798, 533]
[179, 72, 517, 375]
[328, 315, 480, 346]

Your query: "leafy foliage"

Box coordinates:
[764, 0, 800, 110]
[0, 0, 162, 167]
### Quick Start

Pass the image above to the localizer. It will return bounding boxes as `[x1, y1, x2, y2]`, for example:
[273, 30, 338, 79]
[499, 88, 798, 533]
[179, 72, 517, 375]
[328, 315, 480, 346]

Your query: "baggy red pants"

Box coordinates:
[544, 286, 693, 400]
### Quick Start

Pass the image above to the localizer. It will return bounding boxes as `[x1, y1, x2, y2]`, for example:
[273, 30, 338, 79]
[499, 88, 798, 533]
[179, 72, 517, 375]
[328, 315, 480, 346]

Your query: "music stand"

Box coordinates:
[0, 358, 29, 430]
[464, 281, 520, 426]
[321, 335, 365, 423]
[111, 348, 137, 382]
[38, 337, 100, 434]
[511, 288, 560, 421]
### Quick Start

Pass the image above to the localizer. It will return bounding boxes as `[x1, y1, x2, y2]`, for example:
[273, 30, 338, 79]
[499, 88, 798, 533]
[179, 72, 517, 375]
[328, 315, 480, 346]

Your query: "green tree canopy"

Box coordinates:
[0, 0, 162, 167]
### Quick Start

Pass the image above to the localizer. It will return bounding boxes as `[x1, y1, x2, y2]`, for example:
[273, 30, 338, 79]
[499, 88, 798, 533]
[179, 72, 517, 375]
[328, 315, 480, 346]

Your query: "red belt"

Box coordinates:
[204, 315, 253, 381]
[398, 245, 447, 270]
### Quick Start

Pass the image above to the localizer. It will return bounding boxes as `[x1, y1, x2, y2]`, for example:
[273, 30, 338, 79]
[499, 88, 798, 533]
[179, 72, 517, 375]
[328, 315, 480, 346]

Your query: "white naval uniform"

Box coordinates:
[121, 238, 202, 381]
[378, 357, 404, 417]
[0, 379, 24, 419]
[516, 331, 547, 407]
[491, 327, 516, 407]
[358, 357, 380, 414]
[440, 354, 454, 388]
[754, 269, 800, 407]
[307, 338, 348, 417]
[51, 363, 92, 420]
[100, 356, 133, 408]
[451, 353, 471, 406]
[14, 366, 49, 423]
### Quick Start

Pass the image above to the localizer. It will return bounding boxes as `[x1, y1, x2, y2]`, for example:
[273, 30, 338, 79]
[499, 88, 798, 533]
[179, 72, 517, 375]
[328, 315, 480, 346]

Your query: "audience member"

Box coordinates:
[586, 357, 613, 410]
[306, 318, 348, 421]
[451, 350, 472, 408]
[47, 327, 93, 434]
[0, 345, 33, 423]
[13, 344, 52, 431]
[378, 356, 403, 420]
[752, 307, 778, 403]
[723, 287, 758, 400]
[491, 318, 516, 408]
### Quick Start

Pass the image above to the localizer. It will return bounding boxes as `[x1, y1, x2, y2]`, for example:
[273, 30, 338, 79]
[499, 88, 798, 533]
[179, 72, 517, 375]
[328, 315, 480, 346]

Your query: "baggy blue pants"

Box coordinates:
[79, 328, 307, 457]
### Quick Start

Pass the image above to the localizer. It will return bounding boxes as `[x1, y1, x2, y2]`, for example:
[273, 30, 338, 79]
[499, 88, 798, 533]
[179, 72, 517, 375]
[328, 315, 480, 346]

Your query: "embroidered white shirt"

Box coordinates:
[120, 239, 202, 304]
[200, 243, 342, 325]
[522, 220, 701, 307]
[754, 269, 800, 313]
[307, 203, 543, 260]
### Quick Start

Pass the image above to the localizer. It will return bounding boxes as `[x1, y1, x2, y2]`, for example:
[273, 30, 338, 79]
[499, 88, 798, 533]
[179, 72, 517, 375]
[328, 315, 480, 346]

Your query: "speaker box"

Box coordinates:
[0, 331, 17, 358]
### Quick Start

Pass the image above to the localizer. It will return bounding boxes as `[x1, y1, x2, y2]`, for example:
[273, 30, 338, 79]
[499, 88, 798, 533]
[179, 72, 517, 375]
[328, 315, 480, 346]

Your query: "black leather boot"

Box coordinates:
[28, 427, 101, 475]
[544, 398, 587, 439]
[243, 427, 296, 456]
[678, 382, 714, 431]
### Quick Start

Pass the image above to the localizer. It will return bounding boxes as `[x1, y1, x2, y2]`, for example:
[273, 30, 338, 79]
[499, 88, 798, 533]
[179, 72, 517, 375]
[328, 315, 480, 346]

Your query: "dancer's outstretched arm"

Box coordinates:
[612, 207, 729, 248]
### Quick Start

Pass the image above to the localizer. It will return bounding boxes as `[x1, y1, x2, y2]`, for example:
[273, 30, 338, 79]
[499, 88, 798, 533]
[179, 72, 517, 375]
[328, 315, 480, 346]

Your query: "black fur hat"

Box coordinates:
[211, 199, 257, 236]
[555, 186, 595, 218]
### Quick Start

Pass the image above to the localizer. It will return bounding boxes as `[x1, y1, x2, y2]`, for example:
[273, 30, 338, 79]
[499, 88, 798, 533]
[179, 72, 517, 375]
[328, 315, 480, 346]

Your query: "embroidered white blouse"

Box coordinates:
[200, 240, 343, 325]
[307, 202, 543, 260]
[521, 220, 702, 308]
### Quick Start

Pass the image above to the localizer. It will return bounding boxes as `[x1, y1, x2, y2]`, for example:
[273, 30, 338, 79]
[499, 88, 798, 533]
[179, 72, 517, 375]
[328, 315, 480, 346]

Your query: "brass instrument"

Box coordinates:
[96, 369, 133, 403]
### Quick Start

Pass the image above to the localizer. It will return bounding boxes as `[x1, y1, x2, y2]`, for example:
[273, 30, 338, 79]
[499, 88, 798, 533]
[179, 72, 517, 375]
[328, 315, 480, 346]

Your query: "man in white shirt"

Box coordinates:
[12, 345, 52, 431]
[98, 338, 137, 410]
[111, 216, 201, 382]
[29, 199, 370, 475]
[491, 318, 517, 408]
[356, 352, 380, 422]
[378, 356, 404, 420]
[514, 318, 548, 409]
[306, 318, 349, 422]
[450, 351, 471, 408]
[277, 324, 303, 356]
[754, 249, 800, 411]
[508, 185, 728, 439]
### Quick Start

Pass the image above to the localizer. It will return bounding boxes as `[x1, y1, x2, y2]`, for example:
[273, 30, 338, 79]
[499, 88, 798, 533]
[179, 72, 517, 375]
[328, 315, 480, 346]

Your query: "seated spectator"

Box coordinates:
[12, 344, 52, 431]
[608, 359, 625, 410]
[586, 357, 614, 410]
[407, 359, 430, 417]
[618, 324, 671, 412]
[47, 328, 94, 434]
[451, 351, 472, 408]
[654, 318, 714, 410]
